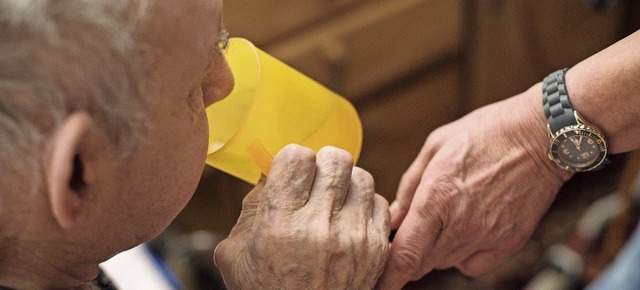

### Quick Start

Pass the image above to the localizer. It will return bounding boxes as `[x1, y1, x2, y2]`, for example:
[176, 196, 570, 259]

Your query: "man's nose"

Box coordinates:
[202, 57, 234, 107]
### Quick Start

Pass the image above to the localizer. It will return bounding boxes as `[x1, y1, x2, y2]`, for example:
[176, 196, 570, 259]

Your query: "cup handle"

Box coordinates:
[248, 139, 273, 176]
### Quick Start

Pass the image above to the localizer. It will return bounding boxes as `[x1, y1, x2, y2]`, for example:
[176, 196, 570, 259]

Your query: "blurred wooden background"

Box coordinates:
[169, 1, 640, 288]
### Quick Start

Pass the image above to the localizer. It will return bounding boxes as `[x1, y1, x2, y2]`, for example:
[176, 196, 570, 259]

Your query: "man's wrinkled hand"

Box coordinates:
[214, 144, 391, 290]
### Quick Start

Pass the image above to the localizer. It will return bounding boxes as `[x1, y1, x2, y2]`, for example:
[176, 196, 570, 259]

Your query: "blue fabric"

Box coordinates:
[585, 221, 640, 290]
[145, 244, 183, 290]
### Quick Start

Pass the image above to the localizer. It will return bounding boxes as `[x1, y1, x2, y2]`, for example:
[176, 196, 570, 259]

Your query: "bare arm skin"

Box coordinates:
[567, 29, 640, 153]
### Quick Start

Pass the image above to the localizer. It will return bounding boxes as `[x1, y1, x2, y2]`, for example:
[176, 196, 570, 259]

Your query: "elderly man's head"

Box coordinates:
[0, 0, 232, 287]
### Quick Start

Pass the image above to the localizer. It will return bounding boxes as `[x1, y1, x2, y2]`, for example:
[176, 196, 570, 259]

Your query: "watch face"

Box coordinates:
[550, 126, 607, 171]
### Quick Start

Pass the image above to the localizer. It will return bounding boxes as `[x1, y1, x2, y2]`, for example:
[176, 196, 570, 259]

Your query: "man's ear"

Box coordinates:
[47, 112, 99, 229]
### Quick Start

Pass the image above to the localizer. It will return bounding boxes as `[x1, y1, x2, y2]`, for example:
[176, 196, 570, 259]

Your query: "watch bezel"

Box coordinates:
[549, 124, 608, 172]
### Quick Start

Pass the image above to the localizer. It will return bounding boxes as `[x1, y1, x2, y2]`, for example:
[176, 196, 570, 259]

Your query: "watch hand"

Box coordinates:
[576, 136, 583, 150]
[570, 136, 582, 151]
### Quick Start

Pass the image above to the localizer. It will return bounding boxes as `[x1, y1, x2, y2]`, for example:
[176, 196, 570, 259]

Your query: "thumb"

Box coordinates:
[376, 232, 424, 290]
[241, 174, 266, 210]
[391, 138, 439, 229]
[375, 261, 410, 290]
[215, 176, 267, 267]
[378, 185, 443, 289]
[229, 175, 266, 234]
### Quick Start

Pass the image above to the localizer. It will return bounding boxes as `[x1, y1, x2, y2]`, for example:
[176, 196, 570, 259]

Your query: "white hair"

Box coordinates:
[0, 0, 152, 197]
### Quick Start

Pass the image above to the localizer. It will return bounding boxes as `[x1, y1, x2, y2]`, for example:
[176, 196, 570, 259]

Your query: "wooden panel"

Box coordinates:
[357, 64, 462, 201]
[466, 0, 624, 111]
[223, 0, 365, 45]
[265, 0, 463, 102]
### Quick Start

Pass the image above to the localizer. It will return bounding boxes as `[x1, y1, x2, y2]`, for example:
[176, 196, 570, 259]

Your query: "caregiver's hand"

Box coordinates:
[214, 144, 391, 290]
[376, 84, 574, 290]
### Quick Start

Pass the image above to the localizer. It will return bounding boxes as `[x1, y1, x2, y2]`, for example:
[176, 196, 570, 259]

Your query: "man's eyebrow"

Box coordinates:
[201, 27, 228, 77]
[218, 27, 229, 50]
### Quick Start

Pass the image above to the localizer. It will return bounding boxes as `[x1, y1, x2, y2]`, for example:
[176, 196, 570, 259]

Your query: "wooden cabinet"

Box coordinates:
[465, 0, 626, 110]
[223, 0, 366, 46]
[225, 0, 463, 101]
[263, 0, 463, 101]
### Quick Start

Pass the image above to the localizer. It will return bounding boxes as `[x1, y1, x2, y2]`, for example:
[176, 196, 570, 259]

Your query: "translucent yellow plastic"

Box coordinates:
[205, 38, 363, 184]
[247, 139, 273, 176]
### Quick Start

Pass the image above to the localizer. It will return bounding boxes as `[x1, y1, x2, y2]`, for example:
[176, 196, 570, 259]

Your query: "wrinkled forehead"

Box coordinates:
[140, 0, 222, 49]
[136, 0, 222, 81]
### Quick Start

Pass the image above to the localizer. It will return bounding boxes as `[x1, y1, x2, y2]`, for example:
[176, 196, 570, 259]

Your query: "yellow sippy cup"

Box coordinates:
[205, 38, 362, 184]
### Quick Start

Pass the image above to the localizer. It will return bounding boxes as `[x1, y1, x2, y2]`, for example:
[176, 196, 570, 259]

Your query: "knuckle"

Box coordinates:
[457, 250, 505, 277]
[366, 238, 390, 263]
[351, 167, 374, 188]
[425, 127, 445, 145]
[213, 239, 231, 266]
[375, 194, 391, 229]
[374, 193, 390, 209]
[458, 264, 486, 277]
[349, 168, 377, 205]
[421, 177, 462, 225]
[257, 225, 315, 254]
[279, 144, 316, 163]
[494, 222, 532, 252]
[319, 170, 347, 192]
[506, 233, 530, 251]
[347, 230, 368, 249]
[317, 172, 352, 200]
[417, 199, 448, 229]
[314, 230, 336, 250]
[318, 146, 354, 165]
[399, 170, 417, 186]
[458, 255, 498, 277]
[391, 247, 424, 277]
[394, 197, 412, 215]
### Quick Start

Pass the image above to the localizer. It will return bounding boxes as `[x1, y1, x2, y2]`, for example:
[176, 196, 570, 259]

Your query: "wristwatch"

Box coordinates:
[542, 69, 608, 172]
